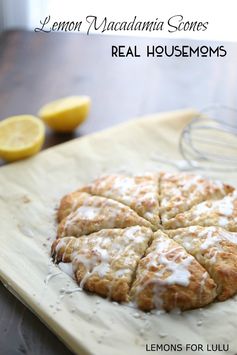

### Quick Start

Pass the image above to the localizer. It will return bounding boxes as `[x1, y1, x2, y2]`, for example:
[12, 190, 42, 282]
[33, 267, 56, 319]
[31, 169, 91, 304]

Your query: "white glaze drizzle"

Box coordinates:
[58, 262, 75, 279]
[134, 236, 193, 310]
[56, 226, 151, 295]
[88, 174, 159, 221]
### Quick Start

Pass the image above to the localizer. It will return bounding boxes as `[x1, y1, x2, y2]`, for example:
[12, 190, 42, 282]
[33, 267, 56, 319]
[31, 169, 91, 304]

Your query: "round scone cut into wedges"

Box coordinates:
[51, 172, 237, 312]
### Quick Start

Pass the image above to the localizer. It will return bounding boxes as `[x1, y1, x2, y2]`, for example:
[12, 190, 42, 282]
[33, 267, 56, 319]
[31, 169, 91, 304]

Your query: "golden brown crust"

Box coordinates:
[130, 230, 217, 311]
[52, 226, 153, 302]
[57, 191, 89, 222]
[167, 226, 237, 300]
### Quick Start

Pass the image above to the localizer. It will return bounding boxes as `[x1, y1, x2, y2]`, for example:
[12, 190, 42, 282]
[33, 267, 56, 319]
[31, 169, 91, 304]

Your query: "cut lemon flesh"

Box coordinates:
[38, 96, 91, 132]
[0, 115, 45, 162]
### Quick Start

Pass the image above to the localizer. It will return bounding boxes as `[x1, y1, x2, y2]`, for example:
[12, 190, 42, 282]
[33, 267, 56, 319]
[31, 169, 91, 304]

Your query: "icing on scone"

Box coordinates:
[79, 173, 160, 228]
[160, 172, 234, 223]
[165, 190, 237, 231]
[168, 226, 237, 300]
[57, 192, 152, 238]
[130, 231, 216, 311]
[52, 226, 152, 302]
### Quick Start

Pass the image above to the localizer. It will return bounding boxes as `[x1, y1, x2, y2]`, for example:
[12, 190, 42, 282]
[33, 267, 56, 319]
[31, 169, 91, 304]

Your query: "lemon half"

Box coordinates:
[38, 96, 91, 132]
[0, 115, 45, 162]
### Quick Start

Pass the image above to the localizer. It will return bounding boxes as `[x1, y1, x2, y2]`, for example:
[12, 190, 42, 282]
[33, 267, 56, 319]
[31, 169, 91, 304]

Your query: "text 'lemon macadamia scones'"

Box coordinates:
[167, 226, 237, 300]
[52, 226, 152, 302]
[160, 172, 234, 223]
[130, 230, 217, 311]
[164, 190, 237, 231]
[51, 172, 237, 312]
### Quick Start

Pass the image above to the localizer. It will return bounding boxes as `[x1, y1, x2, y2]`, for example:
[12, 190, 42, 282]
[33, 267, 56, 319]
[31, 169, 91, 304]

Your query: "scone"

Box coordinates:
[160, 172, 234, 223]
[51, 172, 237, 312]
[57, 192, 152, 238]
[130, 230, 217, 311]
[167, 226, 237, 300]
[52, 226, 152, 302]
[164, 190, 237, 231]
[79, 173, 161, 228]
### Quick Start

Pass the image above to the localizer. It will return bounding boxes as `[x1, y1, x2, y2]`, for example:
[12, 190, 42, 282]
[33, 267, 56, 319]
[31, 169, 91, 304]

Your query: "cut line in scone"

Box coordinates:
[130, 230, 217, 311]
[52, 226, 153, 302]
[167, 226, 237, 301]
[78, 173, 161, 228]
[160, 171, 234, 223]
[57, 192, 153, 238]
[164, 190, 237, 231]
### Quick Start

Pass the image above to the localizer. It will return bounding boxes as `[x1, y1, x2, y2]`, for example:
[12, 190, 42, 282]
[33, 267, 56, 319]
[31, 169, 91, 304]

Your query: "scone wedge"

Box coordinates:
[160, 172, 234, 223]
[167, 226, 237, 300]
[164, 190, 237, 231]
[79, 173, 160, 228]
[52, 226, 152, 302]
[57, 192, 152, 238]
[130, 230, 217, 311]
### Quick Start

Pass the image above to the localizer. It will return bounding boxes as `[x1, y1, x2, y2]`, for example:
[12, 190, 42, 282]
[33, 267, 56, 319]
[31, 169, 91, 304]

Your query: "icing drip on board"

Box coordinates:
[58, 262, 75, 279]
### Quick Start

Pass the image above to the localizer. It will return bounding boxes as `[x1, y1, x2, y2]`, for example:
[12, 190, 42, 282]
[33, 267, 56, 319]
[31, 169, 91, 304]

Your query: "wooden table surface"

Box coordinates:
[0, 30, 237, 355]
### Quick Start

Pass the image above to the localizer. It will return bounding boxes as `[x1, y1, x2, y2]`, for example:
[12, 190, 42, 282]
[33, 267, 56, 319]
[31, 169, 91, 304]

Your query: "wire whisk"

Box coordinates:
[179, 105, 237, 171]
